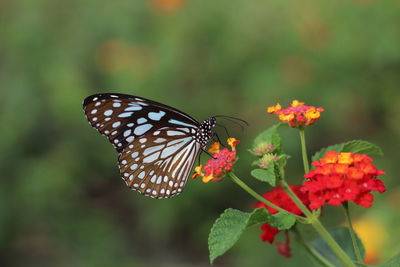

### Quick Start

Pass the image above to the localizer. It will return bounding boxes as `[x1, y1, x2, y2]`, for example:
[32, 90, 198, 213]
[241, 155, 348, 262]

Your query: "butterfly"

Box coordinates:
[83, 93, 217, 199]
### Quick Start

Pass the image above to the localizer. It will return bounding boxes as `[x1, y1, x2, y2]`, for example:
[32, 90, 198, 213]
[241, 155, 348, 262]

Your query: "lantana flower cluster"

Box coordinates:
[267, 100, 324, 128]
[192, 138, 239, 183]
[254, 185, 310, 258]
[301, 151, 386, 209]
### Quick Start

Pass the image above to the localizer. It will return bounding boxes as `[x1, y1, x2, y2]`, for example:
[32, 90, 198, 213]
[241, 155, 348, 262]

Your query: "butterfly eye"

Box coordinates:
[83, 93, 217, 198]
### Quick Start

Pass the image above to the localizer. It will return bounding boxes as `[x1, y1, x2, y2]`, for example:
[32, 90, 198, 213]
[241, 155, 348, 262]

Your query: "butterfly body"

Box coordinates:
[83, 93, 216, 199]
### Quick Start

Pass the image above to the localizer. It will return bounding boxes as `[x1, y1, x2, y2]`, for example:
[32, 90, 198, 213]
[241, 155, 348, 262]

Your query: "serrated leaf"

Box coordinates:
[269, 212, 296, 230]
[208, 208, 273, 263]
[247, 208, 272, 227]
[381, 253, 400, 267]
[342, 140, 383, 156]
[309, 227, 365, 266]
[253, 123, 282, 152]
[250, 168, 276, 186]
[209, 209, 250, 264]
[312, 140, 383, 162]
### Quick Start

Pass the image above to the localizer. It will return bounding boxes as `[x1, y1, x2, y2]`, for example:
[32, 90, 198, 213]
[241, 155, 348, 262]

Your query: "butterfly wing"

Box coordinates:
[83, 93, 202, 198]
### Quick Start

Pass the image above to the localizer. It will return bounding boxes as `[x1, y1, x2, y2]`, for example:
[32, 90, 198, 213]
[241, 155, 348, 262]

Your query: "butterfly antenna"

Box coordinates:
[214, 115, 249, 126]
[215, 116, 246, 132]
[215, 123, 230, 138]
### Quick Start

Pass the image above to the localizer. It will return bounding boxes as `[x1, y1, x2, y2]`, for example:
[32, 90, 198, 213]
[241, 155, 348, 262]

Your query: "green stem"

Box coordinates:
[280, 180, 313, 218]
[311, 219, 356, 267]
[293, 226, 335, 267]
[299, 129, 310, 174]
[228, 172, 306, 223]
[343, 203, 365, 266]
[281, 181, 355, 267]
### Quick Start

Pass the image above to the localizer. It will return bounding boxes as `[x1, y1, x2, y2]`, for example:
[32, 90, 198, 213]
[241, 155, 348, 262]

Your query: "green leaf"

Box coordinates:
[381, 253, 400, 267]
[253, 123, 282, 152]
[269, 212, 296, 230]
[342, 140, 383, 156]
[312, 140, 383, 162]
[246, 208, 272, 227]
[250, 168, 276, 186]
[208, 208, 272, 263]
[309, 227, 365, 266]
[209, 209, 250, 264]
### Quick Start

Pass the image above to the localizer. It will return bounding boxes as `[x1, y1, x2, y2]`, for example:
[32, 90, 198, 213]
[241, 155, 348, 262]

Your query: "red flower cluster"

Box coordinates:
[192, 138, 239, 183]
[267, 100, 324, 128]
[301, 151, 386, 209]
[254, 185, 310, 258]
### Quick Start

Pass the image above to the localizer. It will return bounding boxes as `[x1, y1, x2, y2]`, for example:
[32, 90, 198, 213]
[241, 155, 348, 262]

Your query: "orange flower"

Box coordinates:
[192, 138, 239, 183]
[208, 142, 221, 154]
[302, 151, 385, 209]
[267, 104, 282, 114]
[267, 100, 324, 128]
[152, 0, 185, 12]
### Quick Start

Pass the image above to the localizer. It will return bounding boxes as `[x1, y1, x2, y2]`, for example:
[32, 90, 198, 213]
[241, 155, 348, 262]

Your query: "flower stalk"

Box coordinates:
[228, 172, 307, 223]
[299, 128, 310, 174]
[293, 226, 335, 267]
[343, 202, 365, 266]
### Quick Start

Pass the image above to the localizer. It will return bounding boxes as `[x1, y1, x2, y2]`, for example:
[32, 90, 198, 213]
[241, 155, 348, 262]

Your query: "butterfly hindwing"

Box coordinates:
[83, 93, 205, 198]
[118, 128, 201, 198]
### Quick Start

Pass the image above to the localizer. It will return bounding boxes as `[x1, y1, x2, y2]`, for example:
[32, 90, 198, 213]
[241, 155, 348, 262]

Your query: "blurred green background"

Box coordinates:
[1, 0, 400, 266]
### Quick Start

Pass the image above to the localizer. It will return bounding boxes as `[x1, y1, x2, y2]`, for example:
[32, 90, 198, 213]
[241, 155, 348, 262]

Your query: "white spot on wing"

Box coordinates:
[118, 112, 133, 118]
[134, 124, 153, 135]
[167, 130, 185, 136]
[148, 111, 166, 121]
[130, 164, 138, 170]
[138, 171, 146, 179]
[143, 152, 161, 163]
[143, 145, 164, 156]
[112, 121, 121, 128]
[104, 110, 113, 116]
[125, 106, 142, 111]
[169, 119, 196, 128]
[137, 118, 147, 124]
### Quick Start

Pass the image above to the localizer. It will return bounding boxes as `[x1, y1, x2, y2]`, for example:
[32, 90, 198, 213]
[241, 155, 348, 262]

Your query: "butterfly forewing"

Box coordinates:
[83, 93, 206, 198]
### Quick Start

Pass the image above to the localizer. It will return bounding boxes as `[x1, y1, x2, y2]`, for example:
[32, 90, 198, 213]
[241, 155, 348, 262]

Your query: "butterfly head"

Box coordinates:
[196, 117, 216, 146]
